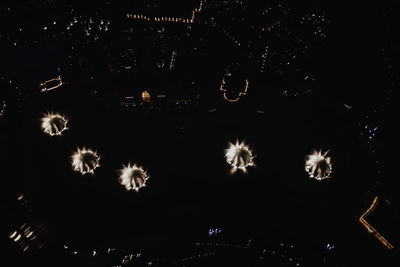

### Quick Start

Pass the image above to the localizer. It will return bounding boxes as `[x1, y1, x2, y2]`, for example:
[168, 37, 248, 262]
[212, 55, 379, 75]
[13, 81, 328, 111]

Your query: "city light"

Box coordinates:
[225, 140, 255, 174]
[71, 147, 100, 175]
[305, 149, 332, 180]
[127, 0, 206, 24]
[3, 1, 396, 265]
[359, 196, 394, 250]
[39, 76, 63, 92]
[219, 67, 249, 102]
[0, 100, 6, 118]
[142, 91, 151, 103]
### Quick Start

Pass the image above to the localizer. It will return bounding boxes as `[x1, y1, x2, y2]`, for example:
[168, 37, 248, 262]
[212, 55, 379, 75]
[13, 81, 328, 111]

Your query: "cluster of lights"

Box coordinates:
[219, 4, 327, 96]
[38, 114, 151, 188]
[40, 112, 69, 136]
[260, 7, 272, 16]
[225, 140, 255, 174]
[64, 244, 160, 267]
[260, 20, 281, 32]
[259, 242, 303, 266]
[66, 16, 110, 40]
[305, 149, 333, 180]
[173, 252, 215, 265]
[259, 45, 269, 73]
[121, 253, 142, 264]
[300, 12, 329, 39]
[9, 223, 42, 252]
[121, 96, 137, 108]
[196, 239, 306, 266]
[208, 228, 222, 236]
[326, 243, 335, 250]
[127, 14, 193, 24]
[360, 123, 379, 143]
[169, 50, 177, 69]
[127, 0, 206, 24]
[64, 244, 117, 257]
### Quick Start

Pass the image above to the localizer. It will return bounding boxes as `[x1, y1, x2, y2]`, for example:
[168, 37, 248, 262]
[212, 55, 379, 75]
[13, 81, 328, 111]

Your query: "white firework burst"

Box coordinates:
[305, 149, 332, 180]
[225, 140, 255, 174]
[71, 147, 100, 175]
[41, 112, 69, 136]
[118, 163, 149, 192]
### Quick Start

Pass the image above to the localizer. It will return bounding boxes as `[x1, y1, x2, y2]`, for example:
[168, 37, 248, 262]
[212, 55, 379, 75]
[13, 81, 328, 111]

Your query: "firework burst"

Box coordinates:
[118, 163, 149, 192]
[225, 140, 255, 174]
[41, 112, 69, 136]
[71, 147, 100, 175]
[305, 149, 332, 180]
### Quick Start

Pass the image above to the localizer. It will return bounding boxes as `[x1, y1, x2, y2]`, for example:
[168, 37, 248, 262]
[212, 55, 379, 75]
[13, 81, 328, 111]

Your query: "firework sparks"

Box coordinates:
[71, 147, 100, 175]
[41, 113, 69, 136]
[305, 149, 332, 180]
[118, 163, 149, 192]
[225, 140, 255, 174]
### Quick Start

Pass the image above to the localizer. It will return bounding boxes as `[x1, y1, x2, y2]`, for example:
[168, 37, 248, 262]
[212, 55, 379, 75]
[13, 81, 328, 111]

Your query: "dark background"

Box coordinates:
[0, 0, 399, 266]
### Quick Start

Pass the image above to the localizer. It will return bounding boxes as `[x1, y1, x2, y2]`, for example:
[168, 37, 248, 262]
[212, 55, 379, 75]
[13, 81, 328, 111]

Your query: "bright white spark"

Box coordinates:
[71, 147, 100, 175]
[41, 112, 69, 136]
[225, 140, 255, 174]
[305, 149, 332, 180]
[118, 163, 149, 192]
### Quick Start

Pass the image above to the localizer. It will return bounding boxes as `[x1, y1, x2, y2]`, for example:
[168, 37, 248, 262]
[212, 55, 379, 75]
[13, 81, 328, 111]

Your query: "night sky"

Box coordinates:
[1, 1, 399, 266]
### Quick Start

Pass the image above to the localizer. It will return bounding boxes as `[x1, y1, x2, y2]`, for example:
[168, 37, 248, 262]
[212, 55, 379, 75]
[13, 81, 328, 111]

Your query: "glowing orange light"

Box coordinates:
[142, 91, 151, 103]
[219, 66, 249, 102]
[359, 196, 394, 250]
[126, 1, 206, 24]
